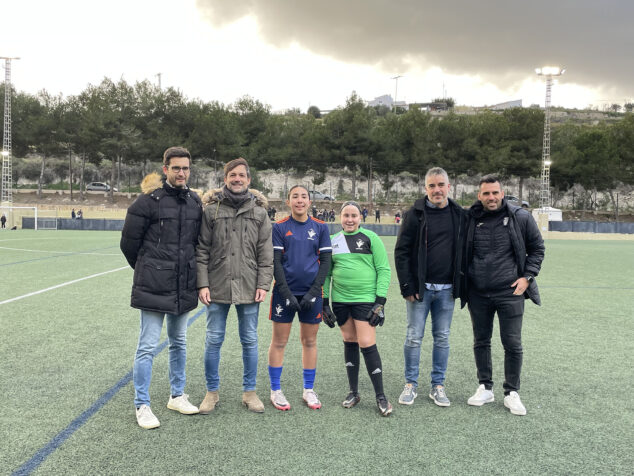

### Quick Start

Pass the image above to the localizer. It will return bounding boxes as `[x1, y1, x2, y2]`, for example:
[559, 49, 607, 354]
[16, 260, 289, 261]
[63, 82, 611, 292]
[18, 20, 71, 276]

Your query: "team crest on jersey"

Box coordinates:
[307, 228, 316, 240]
[355, 239, 365, 250]
[275, 304, 283, 317]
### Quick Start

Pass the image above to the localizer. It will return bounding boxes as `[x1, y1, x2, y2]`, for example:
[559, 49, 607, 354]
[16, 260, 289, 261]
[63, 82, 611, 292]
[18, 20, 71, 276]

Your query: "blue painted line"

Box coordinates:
[0, 246, 119, 267]
[11, 307, 206, 476]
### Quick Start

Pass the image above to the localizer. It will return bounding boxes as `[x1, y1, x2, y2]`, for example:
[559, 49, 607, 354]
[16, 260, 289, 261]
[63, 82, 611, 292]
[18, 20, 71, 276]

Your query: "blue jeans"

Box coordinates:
[204, 302, 259, 392]
[133, 309, 189, 407]
[404, 289, 455, 388]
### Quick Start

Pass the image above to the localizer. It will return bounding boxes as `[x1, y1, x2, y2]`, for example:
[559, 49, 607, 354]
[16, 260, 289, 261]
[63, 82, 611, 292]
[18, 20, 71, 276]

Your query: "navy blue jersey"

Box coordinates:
[273, 216, 332, 294]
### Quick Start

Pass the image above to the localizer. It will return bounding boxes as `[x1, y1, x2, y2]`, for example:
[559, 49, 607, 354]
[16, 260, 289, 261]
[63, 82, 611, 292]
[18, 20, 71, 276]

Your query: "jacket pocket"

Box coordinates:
[187, 258, 197, 290]
[142, 258, 177, 294]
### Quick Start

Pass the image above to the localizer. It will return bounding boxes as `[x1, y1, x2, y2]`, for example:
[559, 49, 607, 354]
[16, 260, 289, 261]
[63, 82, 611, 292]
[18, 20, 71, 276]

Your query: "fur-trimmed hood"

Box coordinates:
[141, 172, 163, 194]
[201, 187, 268, 208]
[139, 173, 202, 197]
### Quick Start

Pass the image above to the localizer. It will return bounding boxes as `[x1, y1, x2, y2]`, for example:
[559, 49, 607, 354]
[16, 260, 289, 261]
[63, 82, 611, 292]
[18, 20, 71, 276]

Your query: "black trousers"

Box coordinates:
[467, 289, 524, 394]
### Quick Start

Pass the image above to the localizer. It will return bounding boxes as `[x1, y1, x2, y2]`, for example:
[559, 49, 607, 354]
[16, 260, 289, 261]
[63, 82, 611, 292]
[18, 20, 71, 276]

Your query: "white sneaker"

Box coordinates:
[167, 394, 199, 414]
[504, 391, 527, 415]
[270, 389, 291, 411]
[302, 388, 322, 409]
[136, 405, 160, 429]
[467, 384, 495, 406]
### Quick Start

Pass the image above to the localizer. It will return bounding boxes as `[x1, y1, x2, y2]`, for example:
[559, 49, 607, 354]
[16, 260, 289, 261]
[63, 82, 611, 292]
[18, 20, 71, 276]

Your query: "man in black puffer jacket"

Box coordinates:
[120, 146, 203, 429]
[462, 174, 545, 416]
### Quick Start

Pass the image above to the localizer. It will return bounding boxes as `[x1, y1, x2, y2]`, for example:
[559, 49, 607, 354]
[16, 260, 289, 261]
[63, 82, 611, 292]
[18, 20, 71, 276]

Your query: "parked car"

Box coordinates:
[308, 190, 335, 201]
[506, 195, 529, 208]
[86, 182, 117, 192]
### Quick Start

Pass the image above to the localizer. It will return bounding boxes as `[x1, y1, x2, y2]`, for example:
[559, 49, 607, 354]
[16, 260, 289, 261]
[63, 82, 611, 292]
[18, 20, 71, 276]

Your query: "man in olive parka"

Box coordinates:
[196, 157, 273, 413]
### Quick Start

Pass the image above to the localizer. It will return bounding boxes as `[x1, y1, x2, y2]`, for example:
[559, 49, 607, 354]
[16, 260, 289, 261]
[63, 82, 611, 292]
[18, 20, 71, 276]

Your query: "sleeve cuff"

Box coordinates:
[375, 296, 387, 305]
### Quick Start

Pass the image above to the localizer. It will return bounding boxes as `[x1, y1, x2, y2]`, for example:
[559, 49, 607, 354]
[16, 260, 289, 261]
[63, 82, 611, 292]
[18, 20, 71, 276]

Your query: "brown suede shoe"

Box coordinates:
[199, 391, 219, 414]
[242, 391, 265, 413]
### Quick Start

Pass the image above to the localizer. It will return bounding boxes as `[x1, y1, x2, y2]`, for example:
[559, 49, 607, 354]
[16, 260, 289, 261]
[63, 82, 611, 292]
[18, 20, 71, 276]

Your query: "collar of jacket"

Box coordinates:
[414, 195, 460, 213]
[201, 187, 268, 208]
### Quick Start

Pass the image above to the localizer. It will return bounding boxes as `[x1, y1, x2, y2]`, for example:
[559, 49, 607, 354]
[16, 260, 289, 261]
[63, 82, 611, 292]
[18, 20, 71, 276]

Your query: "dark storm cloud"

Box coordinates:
[196, 0, 633, 96]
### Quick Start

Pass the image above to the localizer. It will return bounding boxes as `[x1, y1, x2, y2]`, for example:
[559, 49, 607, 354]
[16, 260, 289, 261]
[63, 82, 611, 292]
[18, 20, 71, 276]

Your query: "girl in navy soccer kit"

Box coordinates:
[268, 185, 332, 410]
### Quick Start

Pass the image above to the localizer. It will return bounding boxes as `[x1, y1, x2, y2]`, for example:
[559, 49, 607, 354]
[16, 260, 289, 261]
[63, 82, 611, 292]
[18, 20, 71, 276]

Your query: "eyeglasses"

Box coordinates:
[169, 166, 190, 173]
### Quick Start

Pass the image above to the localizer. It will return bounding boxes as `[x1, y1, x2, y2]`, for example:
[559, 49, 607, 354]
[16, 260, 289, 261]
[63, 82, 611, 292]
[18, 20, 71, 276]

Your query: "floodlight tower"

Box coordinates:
[535, 66, 565, 210]
[1, 56, 19, 205]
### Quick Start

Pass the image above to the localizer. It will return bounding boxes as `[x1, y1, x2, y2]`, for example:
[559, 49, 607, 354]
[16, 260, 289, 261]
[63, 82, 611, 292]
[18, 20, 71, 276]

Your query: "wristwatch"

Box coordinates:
[525, 275, 534, 283]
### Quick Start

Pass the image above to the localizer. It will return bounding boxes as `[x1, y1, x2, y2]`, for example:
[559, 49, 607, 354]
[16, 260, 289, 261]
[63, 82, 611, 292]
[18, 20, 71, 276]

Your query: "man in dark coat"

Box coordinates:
[462, 174, 545, 416]
[120, 146, 203, 429]
[394, 167, 466, 407]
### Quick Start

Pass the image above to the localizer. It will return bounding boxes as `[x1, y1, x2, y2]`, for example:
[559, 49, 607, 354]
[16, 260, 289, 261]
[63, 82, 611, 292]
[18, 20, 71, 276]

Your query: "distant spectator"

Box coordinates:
[77, 209, 83, 219]
[362, 207, 368, 223]
[375, 208, 381, 223]
[1, 213, 6, 229]
[71, 208, 76, 219]
[312, 206, 318, 218]
[329, 209, 336, 222]
[395, 211, 401, 224]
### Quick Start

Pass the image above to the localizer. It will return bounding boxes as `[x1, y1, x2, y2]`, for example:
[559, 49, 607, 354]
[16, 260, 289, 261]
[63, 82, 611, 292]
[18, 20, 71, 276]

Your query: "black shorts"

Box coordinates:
[331, 302, 374, 327]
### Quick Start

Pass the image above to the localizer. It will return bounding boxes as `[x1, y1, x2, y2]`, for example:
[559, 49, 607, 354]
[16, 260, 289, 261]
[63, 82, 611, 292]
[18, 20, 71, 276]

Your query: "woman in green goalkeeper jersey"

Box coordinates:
[322, 201, 393, 416]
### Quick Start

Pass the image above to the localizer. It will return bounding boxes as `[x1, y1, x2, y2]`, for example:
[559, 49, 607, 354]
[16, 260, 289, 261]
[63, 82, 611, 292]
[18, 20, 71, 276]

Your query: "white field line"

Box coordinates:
[0, 266, 129, 305]
[0, 246, 120, 256]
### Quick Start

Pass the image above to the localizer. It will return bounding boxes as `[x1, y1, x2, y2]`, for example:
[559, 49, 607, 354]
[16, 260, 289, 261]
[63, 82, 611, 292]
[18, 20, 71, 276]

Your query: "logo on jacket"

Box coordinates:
[307, 229, 316, 240]
[355, 239, 365, 250]
[285, 230, 293, 236]
[503, 217, 509, 226]
[275, 304, 284, 317]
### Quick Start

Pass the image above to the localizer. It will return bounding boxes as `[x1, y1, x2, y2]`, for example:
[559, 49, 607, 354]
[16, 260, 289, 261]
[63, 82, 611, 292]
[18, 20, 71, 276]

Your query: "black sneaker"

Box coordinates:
[376, 394, 393, 416]
[342, 392, 361, 408]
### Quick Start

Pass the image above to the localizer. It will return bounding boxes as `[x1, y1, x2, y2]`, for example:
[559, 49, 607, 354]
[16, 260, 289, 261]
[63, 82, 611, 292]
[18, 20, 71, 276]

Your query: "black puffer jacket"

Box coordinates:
[461, 199, 545, 307]
[120, 173, 203, 314]
[394, 197, 466, 300]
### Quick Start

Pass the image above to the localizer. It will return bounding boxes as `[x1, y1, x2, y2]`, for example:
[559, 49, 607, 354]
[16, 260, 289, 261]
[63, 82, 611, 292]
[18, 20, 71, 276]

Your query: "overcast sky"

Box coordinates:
[3, 0, 632, 111]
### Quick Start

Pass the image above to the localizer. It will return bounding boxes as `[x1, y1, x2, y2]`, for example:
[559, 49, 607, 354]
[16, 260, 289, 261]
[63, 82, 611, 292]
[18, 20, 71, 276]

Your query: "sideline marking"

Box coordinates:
[11, 308, 205, 476]
[0, 246, 120, 256]
[0, 245, 121, 267]
[0, 267, 129, 305]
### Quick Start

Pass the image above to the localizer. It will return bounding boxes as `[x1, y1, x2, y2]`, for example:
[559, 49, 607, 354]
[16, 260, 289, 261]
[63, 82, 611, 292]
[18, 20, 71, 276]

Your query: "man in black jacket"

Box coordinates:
[120, 146, 203, 429]
[463, 175, 545, 416]
[394, 167, 466, 407]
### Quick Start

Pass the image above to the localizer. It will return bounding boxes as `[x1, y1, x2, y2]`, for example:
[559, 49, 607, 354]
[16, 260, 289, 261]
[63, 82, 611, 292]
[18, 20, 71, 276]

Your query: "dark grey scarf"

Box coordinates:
[222, 185, 252, 209]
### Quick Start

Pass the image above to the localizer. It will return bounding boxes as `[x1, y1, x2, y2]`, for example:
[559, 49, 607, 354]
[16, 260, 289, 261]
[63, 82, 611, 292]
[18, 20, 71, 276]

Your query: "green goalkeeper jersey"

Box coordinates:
[324, 227, 391, 303]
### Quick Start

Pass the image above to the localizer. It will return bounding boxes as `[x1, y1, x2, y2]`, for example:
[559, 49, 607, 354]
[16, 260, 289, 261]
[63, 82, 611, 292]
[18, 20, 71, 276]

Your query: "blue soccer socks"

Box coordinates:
[303, 368, 316, 389]
[269, 365, 283, 391]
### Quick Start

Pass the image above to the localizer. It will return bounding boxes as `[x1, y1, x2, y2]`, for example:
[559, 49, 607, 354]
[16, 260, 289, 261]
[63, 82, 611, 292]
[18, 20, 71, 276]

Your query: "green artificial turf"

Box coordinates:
[1, 232, 632, 475]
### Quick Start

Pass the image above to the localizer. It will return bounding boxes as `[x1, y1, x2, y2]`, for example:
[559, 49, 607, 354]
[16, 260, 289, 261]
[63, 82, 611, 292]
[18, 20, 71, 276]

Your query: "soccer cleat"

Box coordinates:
[398, 383, 418, 405]
[376, 394, 393, 416]
[270, 389, 291, 411]
[136, 405, 160, 429]
[467, 384, 495, 406]
[342, 392, 361, 409]
[429, 385, 451, 407]
[242, 391, 265, 413]
[199, 391, 219, 414]
[302, 388, 322, 409]
[504, 391, 527, 416]
[167, 394, 199, 414]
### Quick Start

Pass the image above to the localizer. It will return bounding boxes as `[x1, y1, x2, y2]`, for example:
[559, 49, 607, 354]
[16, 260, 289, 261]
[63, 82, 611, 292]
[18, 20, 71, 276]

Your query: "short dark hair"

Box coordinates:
[479, 174, 501, 187]
[224, 157, 251, 178]
[287, 185, 309, 200]
[163, 146, 191, 166]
